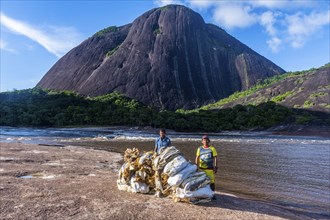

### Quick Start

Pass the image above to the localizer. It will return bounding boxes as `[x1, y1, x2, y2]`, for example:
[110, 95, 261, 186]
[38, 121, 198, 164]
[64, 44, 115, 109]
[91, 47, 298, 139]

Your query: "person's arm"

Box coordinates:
[195, 147, 200, 170]
[154, 139, 158, 153]
[213, 156, 218, 174]
[195, 155, 200, 169]
[168, 138, 171, 147]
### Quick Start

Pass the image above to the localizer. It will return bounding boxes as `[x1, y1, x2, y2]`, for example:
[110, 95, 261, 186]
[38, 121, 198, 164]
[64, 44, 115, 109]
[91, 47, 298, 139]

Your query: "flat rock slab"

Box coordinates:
[0, 142, 308, 219]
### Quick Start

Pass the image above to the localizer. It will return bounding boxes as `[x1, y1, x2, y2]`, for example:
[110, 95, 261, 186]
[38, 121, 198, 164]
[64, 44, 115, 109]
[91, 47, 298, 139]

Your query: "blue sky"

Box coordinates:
[1, 0, 329, 92]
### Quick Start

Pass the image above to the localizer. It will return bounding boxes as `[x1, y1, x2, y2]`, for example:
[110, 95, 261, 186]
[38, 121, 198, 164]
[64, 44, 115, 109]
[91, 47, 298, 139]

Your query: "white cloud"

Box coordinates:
[0, 39, 6, 49]
[267, 37, 282, 53]
[250, 0, 288, 9]
[174, 0, 329, 52]
[187, 0, 215, 9]
[24, 44, 35, 51]
[256, 7, 330, 52]
[259, 11, 283, 52]
[249, 0, 318, 10]
[259, 11, 277, 36]
[213, 4, 257, 29]
[154, 0, 182, 6]
[286, 10, 330, 48]
[0, 38, 16, 53]
[0, 12, 82, 57]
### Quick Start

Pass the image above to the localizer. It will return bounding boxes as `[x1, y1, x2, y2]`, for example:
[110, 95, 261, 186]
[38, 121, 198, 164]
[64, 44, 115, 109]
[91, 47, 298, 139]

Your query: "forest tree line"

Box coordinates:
[0, 87, 328, 132]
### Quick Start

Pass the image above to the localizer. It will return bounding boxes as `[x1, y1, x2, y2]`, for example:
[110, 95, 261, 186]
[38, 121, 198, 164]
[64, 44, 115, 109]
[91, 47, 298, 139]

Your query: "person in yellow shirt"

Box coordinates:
[195, 135, 218, 199]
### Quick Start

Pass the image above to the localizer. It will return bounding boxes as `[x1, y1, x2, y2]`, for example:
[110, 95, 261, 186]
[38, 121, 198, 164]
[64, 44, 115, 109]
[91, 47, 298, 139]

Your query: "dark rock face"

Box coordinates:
[37, 5, 285, 110]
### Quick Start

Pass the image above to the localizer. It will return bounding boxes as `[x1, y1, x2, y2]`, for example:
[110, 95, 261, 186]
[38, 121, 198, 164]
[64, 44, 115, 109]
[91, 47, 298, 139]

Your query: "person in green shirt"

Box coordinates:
[195, 135, 218, 199]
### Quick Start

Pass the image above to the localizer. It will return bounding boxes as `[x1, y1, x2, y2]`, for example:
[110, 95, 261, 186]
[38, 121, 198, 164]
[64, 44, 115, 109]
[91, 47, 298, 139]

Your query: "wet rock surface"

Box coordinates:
[0, 142, 312, 219]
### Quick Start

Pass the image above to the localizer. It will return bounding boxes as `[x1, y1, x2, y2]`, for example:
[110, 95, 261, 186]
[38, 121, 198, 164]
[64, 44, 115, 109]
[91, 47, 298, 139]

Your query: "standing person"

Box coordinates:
[195, 135, 218, 199]
[154, 129, 171, 155]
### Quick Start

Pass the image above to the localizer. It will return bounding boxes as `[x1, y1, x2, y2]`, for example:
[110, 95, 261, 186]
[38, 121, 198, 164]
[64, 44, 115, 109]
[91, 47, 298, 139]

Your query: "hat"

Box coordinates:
[202, 135, 209, 140]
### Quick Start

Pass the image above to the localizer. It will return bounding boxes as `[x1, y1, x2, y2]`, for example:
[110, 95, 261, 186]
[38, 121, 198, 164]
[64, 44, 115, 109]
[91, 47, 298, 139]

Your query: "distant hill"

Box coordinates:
[37, 4, 284, 110]
[2, 87, 328, 131]
[200, 64, 330, 113]
[2, 63, 329, 130]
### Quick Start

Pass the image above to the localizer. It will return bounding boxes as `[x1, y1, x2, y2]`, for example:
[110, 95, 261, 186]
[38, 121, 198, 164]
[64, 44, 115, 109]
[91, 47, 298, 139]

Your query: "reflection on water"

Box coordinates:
[1, 126, 329, 218]
[214, 140, 330, 217]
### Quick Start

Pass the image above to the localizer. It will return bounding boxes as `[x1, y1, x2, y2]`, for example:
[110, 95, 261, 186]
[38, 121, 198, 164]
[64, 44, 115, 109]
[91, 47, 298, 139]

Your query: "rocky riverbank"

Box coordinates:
[0, 142, 318, 219]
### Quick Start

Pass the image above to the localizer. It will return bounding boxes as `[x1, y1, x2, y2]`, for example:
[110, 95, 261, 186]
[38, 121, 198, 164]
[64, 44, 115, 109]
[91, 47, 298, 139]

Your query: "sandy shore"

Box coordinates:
[0, 142, 320, 220]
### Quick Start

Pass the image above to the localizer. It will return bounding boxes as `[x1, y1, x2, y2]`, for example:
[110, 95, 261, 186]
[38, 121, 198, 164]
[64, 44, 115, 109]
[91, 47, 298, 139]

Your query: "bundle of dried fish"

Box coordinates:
[118, 146, 214, 203]
[117, 148, 155, 194]
[124, 148, 140, 163]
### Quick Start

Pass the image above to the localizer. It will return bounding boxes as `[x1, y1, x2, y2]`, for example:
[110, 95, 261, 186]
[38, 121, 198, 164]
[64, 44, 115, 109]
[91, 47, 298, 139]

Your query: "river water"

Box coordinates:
[1, 126, 329, 218]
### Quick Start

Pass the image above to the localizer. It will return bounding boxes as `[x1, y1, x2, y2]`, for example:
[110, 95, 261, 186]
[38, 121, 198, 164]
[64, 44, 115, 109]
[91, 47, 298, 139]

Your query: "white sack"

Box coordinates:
[183, 173, 210, 192]
[154, 170, 164, 193]
[163, 155, 188, 177]
[179, 171, 210, 192]
[136, 170, 147, 181]
[181, 172, 207, 186]
[175, 185, 214, 199]
[118, 162, 132, 183]
[138, 152, 153, 165]
[167, 163, 197, 187]
[154, 146, 182, 170]
[130, 176, 150, 194]
[117, 179, 133, 192]
[118, 162, 128, 176]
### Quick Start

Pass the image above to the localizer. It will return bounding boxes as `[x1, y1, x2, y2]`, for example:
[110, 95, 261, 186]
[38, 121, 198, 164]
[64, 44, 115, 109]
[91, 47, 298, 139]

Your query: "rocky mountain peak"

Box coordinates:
[37, 5, 285, 110]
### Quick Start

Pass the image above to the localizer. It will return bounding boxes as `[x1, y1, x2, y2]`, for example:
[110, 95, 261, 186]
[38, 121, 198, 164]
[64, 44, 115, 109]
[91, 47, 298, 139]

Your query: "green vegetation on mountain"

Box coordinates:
[199, 63, 330, 112]
[1, 86, 328, 131]
[93, 26, 118, 37]
[270, 91, 293, 102]
[106, 46, 120, 57]
[153, 28, 162, 35]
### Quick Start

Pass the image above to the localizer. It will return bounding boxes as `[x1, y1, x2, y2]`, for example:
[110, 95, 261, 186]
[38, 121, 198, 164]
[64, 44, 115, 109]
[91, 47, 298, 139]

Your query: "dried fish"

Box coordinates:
[117, 146, 214, 203]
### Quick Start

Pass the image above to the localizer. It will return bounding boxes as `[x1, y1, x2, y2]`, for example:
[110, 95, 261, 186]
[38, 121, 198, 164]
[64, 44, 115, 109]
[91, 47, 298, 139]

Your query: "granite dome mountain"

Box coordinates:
[37, 5, 285, 110]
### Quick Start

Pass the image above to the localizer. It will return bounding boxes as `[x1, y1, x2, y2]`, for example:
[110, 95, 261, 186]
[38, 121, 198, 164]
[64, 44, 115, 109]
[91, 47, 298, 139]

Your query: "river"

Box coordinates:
[1, 126, 329, 218]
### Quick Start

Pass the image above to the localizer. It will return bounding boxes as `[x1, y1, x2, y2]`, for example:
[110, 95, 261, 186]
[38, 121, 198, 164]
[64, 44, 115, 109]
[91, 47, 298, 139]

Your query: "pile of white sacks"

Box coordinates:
[117, 146, 214, 203]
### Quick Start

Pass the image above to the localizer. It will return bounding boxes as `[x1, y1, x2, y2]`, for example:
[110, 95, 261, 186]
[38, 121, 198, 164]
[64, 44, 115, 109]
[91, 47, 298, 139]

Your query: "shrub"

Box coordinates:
[94, 26, 118, 36]
[153, 28, 162, 35]
[106, 46, 119, 57]
[303, 100, 315, 108]
[271, 91, 293, 103]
